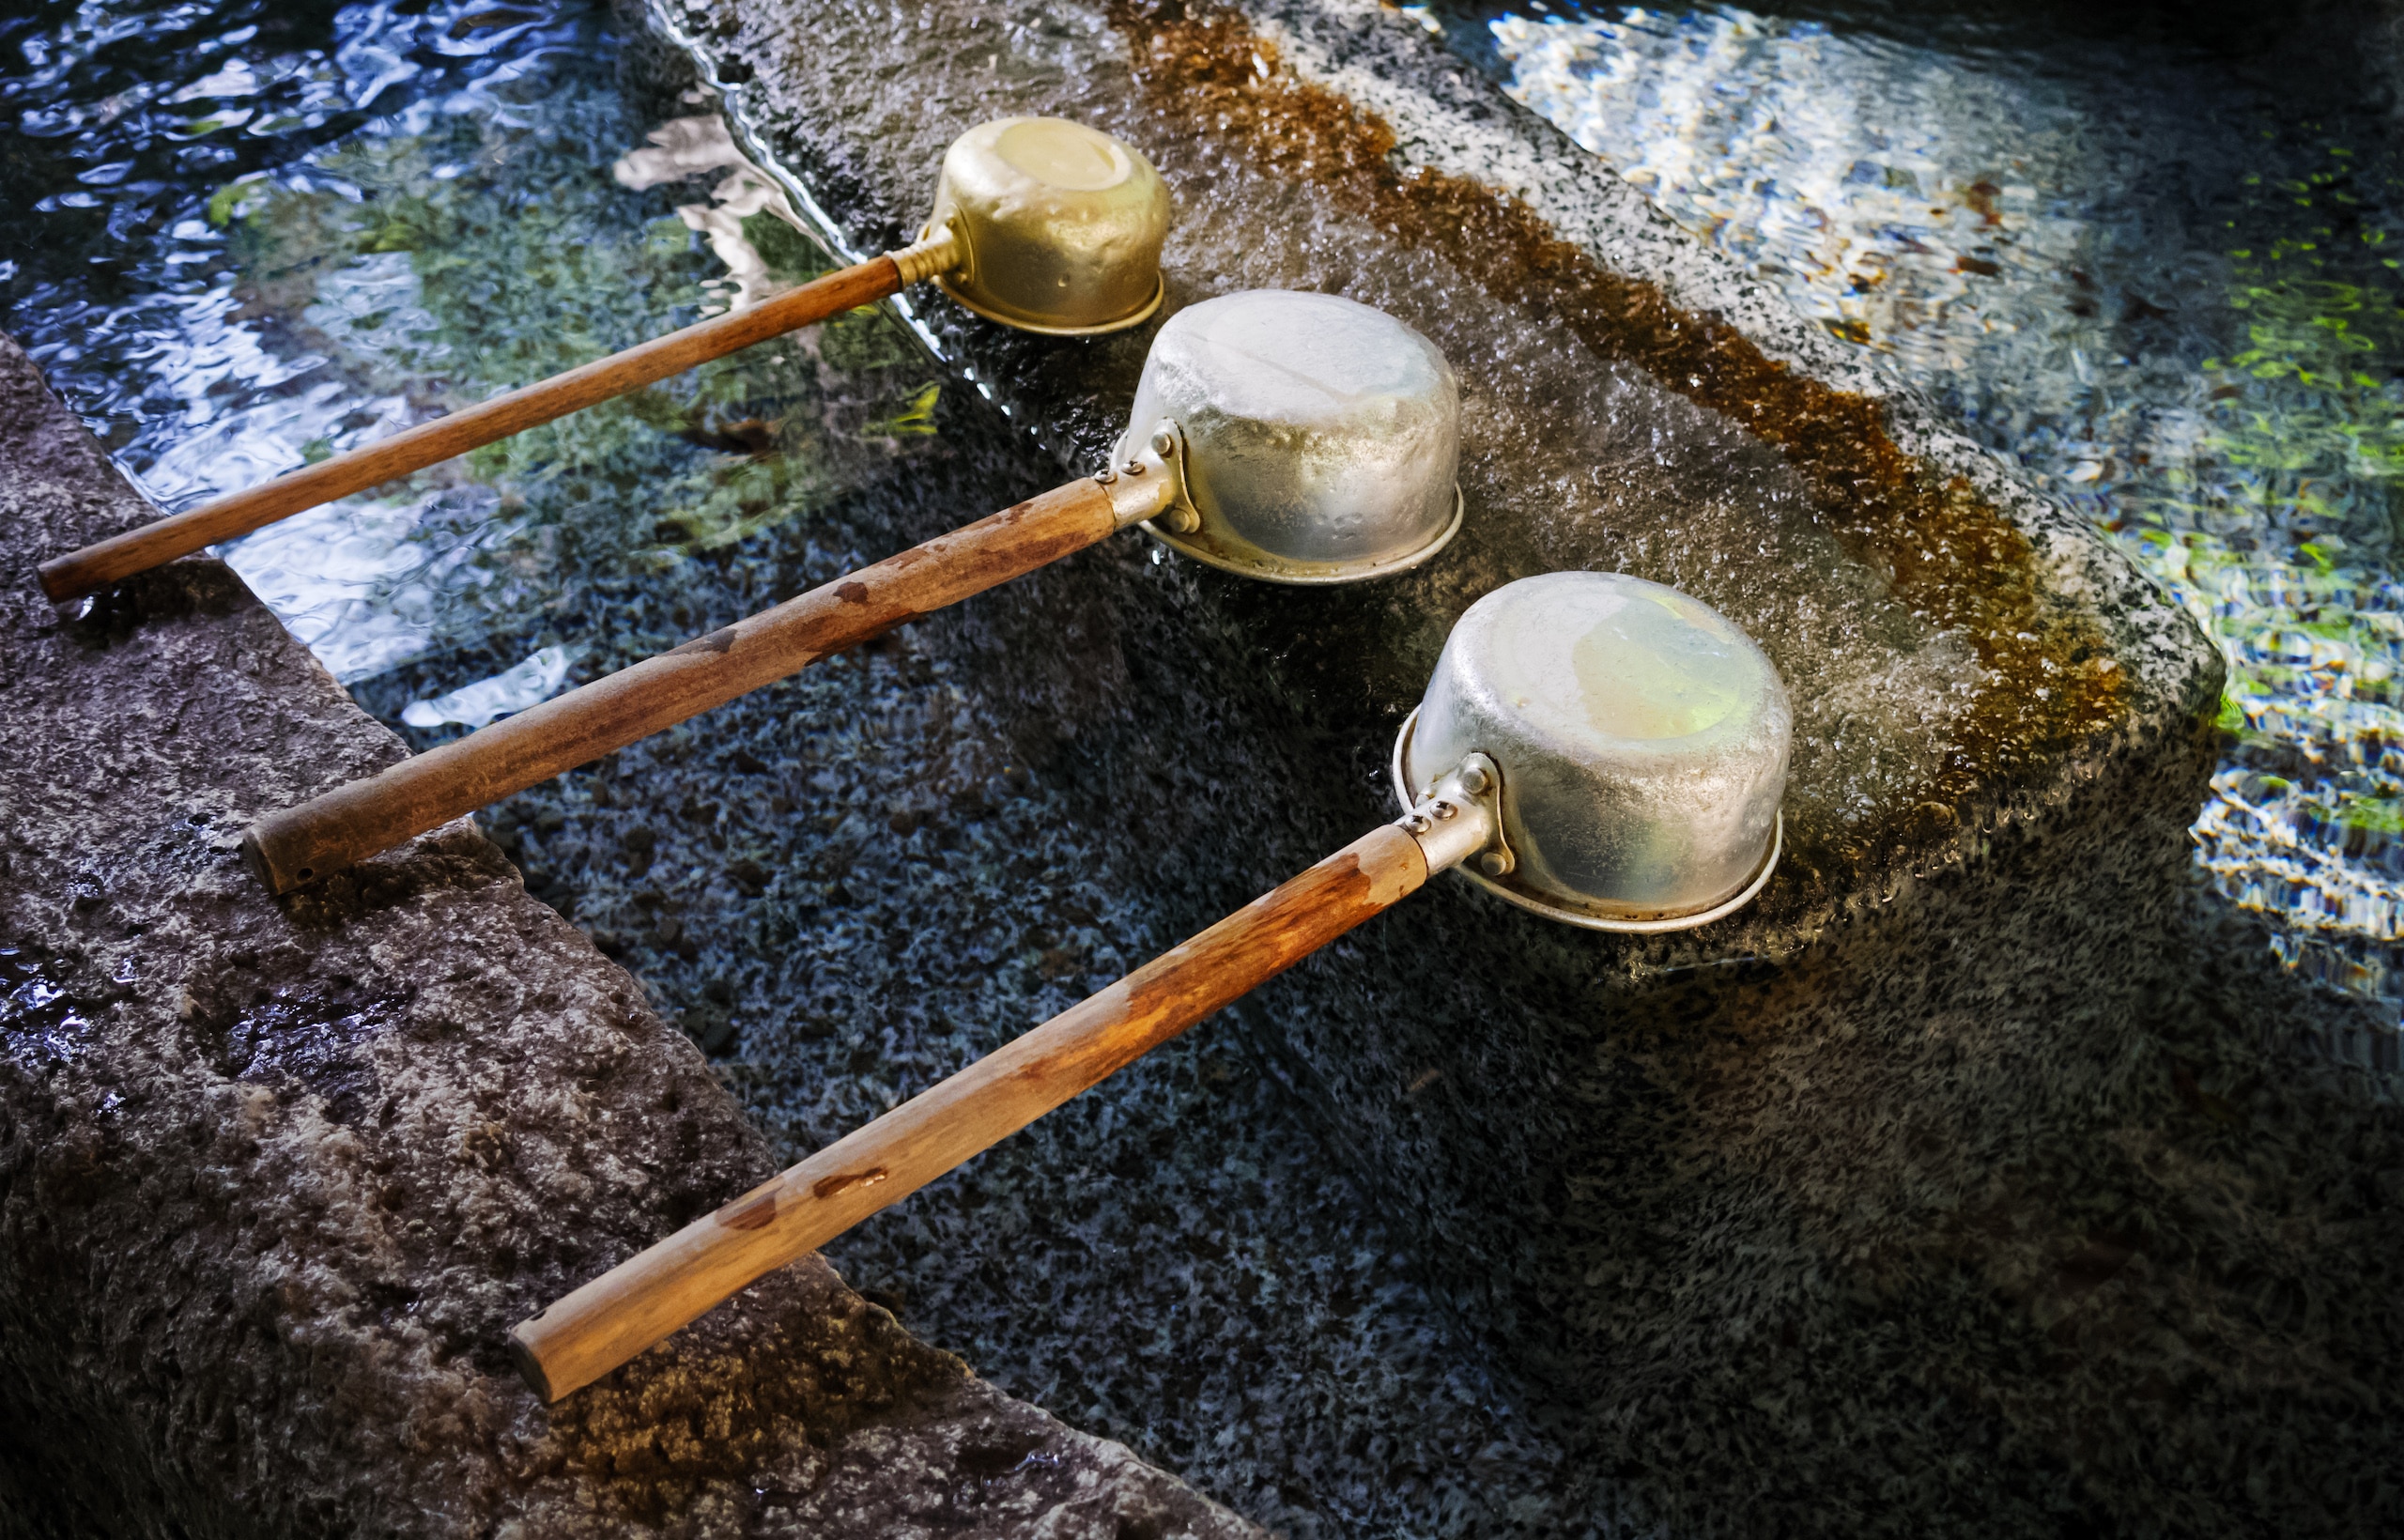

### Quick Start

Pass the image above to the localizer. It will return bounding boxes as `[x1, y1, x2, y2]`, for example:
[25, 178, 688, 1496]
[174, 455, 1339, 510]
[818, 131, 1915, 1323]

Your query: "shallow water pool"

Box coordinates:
[3, 0, 941, 689]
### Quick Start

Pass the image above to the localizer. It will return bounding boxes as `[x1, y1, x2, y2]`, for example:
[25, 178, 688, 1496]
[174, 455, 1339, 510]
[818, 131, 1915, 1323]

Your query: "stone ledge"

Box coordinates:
[0, 331, 1259, 1539]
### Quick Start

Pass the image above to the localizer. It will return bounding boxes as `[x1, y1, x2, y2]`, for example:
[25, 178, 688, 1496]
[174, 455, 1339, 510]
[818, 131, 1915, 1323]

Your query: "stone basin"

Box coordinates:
[671, 0, 2404, 1532]
[0, 338, 1259, 1536]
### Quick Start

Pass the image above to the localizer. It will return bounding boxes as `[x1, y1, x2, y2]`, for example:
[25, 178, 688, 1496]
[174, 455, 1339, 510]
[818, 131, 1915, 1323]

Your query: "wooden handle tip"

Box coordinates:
[36, 555, 87, 604]
[240, 822, 316, 896]
[508, 1323, 563, 1403]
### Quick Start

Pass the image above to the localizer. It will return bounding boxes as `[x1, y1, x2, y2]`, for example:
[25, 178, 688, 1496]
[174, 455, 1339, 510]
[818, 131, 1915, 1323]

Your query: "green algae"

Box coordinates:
[2098, 141, 2404, 993]
[208, 69, 941, 661]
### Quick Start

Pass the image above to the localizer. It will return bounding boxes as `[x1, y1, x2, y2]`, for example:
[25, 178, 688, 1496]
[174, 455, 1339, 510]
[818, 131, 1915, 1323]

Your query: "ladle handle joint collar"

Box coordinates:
[1397, 750, 1510, 878]
[1095, 418, 1194, 531]
[889, 224, 963, 286]
[506, 749, 1502, 1404]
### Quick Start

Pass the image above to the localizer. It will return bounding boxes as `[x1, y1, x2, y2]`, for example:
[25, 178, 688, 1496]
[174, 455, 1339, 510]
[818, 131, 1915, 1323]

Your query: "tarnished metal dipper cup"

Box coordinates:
[241, 289, 1464, 896]
[507, 571, 1789, 1404]
[922, 116, 1168, 334]
[1397, 571, 1787, 929]
[35, 115, 1171, 603]
[1116, 289, 1462, 583]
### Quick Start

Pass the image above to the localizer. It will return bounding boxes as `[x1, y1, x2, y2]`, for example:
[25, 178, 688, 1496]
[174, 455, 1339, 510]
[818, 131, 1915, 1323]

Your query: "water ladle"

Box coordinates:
[35, 116, 1172, 603]
[240, 289, 1465, 894]
[506, 569, 1792, 1402]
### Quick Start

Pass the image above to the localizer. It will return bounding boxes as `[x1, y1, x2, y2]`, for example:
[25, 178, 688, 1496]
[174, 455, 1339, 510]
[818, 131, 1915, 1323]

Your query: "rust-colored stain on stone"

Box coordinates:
[1108, 0, 2130, 814]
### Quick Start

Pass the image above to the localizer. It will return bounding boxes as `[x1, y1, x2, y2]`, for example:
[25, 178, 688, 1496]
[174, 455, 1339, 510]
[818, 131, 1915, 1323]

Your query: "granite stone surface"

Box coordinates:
[0, 331, 1260, 1539]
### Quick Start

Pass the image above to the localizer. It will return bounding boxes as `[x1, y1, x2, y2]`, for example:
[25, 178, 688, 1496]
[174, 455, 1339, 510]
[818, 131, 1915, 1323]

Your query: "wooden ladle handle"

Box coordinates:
[36, 256, 907, 602]
[241, 477, 1122, 894]
[508, 824, 1432, 1403]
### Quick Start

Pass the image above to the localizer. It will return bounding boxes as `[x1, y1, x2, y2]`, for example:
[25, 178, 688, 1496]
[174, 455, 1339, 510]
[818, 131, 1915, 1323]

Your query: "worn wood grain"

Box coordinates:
[36, 258, 905, 601]
[507, 824, 1432, 1403]
[242, 476, 1120, 893]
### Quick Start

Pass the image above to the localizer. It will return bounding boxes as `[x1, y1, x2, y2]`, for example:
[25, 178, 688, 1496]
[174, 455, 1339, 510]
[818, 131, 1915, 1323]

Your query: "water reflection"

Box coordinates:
[1440, 0, 2404, 1007]
[3, 0, 938, 695]
[399, 640, 580, 727]
[617, 115, 813, 316]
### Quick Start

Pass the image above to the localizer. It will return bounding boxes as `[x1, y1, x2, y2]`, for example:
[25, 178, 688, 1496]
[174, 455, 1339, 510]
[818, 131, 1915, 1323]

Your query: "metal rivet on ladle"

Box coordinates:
[239, 290, 1467, 897]
[1148, 407, 1201, 533]
[35, 115, 1172, 604]
[504, 571, 1790, 1404]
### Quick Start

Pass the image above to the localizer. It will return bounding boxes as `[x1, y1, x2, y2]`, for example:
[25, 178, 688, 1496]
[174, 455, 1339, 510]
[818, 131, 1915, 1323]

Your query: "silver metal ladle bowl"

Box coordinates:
[1115, 289, 1464, 584]
[244, 287, 1472, 897]
[1395, 570, 1792, 931]
[511, 567, 1788, 1402]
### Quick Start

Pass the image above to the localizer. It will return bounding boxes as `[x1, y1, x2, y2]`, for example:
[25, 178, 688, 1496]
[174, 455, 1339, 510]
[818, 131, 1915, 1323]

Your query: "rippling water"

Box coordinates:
[2, 0, 936, 692]
[1412, 0, 2404, 1008]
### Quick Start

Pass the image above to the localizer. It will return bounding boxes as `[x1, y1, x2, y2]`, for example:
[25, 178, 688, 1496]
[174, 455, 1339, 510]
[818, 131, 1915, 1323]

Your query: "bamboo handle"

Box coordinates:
[242, 477, 1121, 894]
[508, 824, 1431, 1402]
[36, 258, 906, 602]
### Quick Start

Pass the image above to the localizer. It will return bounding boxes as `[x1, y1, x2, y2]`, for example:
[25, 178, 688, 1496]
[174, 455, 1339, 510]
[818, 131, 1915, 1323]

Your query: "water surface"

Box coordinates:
[1416, 0, 2404, 1006]
[4, 0, 939, 687]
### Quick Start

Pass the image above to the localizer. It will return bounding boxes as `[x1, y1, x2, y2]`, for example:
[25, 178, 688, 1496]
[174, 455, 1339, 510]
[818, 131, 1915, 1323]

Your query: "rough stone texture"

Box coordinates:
[0, 331, 1261, 1539]
[616, 0, 2404, 1533]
